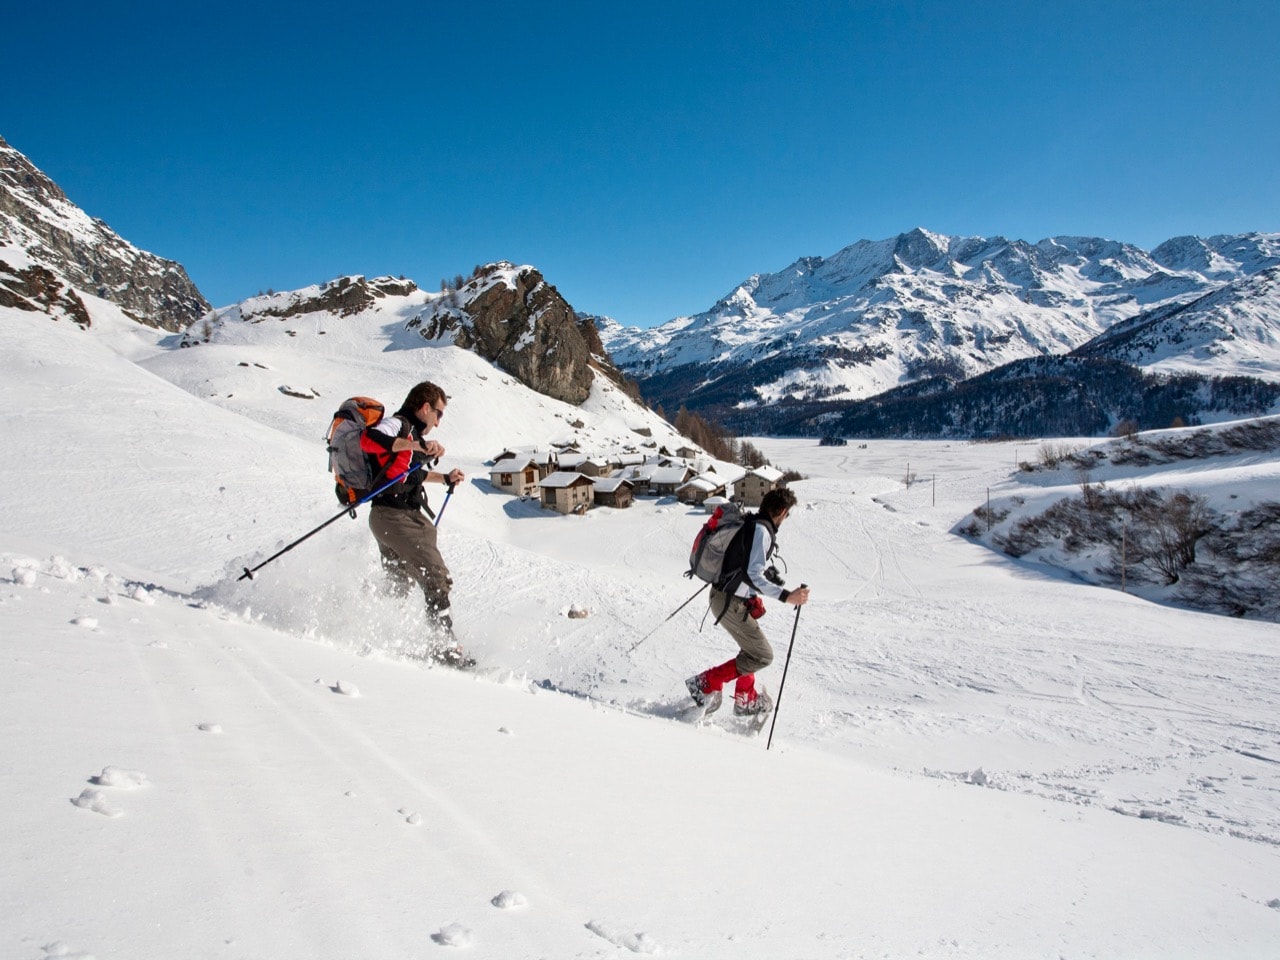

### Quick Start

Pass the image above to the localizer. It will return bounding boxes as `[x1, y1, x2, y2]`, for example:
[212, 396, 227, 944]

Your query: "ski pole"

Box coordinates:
[433, 480, 457, 527]
[766, 583, 806, 751]
[626, 582, 710, 654]
[237, 462, 428, 581]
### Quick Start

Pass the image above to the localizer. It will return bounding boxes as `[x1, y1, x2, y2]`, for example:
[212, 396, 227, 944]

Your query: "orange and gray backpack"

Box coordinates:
[325, 397, 384, 505]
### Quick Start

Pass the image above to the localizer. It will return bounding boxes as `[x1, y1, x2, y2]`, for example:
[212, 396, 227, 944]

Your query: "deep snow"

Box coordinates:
[2, 296, 1279, 959]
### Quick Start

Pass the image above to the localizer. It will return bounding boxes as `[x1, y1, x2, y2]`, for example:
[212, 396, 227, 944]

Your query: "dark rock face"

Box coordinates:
[248, 275, 420, 320]
[409, 263, 597, 405]
[0, 135, 210, 331]
[0, 258, 92, 327]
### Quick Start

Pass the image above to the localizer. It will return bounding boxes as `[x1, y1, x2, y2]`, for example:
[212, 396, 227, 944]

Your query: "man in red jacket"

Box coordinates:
[360, 380, 470, 666]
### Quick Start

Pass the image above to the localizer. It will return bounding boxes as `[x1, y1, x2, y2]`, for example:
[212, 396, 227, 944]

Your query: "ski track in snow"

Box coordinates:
[11, 534, 1280, 853]
[5, 428, 1280, 955]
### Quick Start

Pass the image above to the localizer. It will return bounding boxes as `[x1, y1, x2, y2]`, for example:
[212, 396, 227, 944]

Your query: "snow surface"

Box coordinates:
[3, 296, 1279, 959]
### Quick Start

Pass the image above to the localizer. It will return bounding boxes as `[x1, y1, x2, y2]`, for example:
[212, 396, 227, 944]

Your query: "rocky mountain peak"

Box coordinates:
[0, 134, 210, 332]
[406, 262, 620, 405]
[239, 275, 419, 322]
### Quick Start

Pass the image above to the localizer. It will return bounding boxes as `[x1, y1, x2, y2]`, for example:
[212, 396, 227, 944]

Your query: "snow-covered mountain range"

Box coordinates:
[598, 228, 1280, 425]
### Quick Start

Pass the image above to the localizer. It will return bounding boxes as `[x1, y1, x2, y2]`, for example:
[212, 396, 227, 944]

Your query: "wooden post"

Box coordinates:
[1121, 522, 1127, 593]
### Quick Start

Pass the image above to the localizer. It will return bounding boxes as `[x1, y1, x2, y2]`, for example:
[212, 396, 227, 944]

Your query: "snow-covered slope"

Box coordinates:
[4, 292, 1280, 958]
[1078, 265, 1280, 379]
[600, 229, 1280, 417]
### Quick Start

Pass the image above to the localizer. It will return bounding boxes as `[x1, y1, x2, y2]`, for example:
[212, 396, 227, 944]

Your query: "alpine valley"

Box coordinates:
[597, 229, 1280, 437]
[4, 136, 1280, 959]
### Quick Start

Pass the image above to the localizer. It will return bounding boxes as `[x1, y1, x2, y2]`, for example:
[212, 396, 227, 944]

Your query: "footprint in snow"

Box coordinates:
[90, 766, 149, 788]
[38, 942, 96, 959]
[398, 808, 423, 825]
[197, 723, 223, 734]
[71, 788, 122, 818]
[491, 890, 528, 909]
[431, 922, 474, 947]
[585, 920, 660, 954]
[318, 678, 359, 696]
[70, 617, 99, 630]
[72, 767, 150, 817]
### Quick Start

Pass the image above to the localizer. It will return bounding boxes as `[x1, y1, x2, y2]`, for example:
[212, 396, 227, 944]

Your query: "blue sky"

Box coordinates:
[5, 1, 1277, 327]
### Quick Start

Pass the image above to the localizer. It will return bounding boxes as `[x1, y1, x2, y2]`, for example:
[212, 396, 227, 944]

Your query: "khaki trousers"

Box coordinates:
[710, 587, 774, 675]
[369, 505, 453, 615]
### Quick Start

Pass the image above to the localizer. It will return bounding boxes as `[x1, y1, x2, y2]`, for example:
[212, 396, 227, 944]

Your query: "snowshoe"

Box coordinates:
[733, 686, 772, 717]
[684, 675, 722, 715]
[431, 643, 477, 670]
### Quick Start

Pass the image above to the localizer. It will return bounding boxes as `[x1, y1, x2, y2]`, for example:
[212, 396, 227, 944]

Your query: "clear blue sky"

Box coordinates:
[5, 1, 1277, 327]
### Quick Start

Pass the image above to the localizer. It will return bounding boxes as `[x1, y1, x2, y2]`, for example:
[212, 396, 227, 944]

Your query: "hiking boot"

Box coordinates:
[432, 643, 477, 670]
[685, 675, 722, 713]
[685, 674, 708, 706]
[733, 687, 773, 717]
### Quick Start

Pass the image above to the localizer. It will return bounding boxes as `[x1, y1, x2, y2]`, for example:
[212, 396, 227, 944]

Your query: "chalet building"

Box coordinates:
[676, 473, 727, 505]
[592, 476, 634, 509]
[650, 465, 696, 496]
[675, 445, 700, 460]
[538, 471, 595, 515]
[492, 447, 558, 480]
[488, 458, 539, 497]
[555, 452, 593, 475]
[734, 466, 785, 506]
[622, 463, 659, 495]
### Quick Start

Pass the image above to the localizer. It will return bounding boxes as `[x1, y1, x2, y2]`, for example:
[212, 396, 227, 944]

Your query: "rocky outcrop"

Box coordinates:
[0, 258, 92, 327]
[408, 263, 599, 404]
[0, 134, 210, 331]
[245, 275, 419, 320]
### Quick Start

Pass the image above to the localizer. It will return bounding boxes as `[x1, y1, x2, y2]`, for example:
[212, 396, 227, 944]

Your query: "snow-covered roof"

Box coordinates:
[489, 458, 536, 475]
[650, 466, 694, 485]
[625, 464, 660, 481]
[592, 477, 634, 493]
[493, 445, 539, 460]
[746, 466, 784, 483]
[539, 471, 594, 488]
[678, 474, 726, 494]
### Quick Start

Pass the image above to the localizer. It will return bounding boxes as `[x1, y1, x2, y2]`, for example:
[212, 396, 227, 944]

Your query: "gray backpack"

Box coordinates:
[687, 502, 749, 586]
[325, 396, 384, 504]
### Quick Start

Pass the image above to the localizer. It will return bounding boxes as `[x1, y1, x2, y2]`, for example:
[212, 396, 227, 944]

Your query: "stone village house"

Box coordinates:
[733, 466, 785, 507]
[488, 458, 540, 498]
[592, 476, 634, 509]
[676, 473, 727, 506]
[538, 471, 595, 515]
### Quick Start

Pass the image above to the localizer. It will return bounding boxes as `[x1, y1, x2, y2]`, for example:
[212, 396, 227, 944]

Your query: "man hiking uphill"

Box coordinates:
[360, 381, 471, 667]
[686, 487, 810, 716]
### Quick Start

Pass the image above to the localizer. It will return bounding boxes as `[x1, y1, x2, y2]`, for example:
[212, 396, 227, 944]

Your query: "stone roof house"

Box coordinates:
[538, 471, 595, 515]
[592, 476, 634, 509]
[733, 466, 785, 506]
[677, 473, 727, 505]
[488, 458, 539, 497]
[650, 465, 696, 496]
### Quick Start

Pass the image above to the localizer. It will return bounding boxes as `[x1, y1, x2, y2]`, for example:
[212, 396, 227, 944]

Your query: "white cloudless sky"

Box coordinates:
[5, 0, 1277, 326]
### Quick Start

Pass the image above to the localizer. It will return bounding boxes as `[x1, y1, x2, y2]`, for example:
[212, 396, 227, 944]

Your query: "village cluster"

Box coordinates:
[486, 443, 786, 515]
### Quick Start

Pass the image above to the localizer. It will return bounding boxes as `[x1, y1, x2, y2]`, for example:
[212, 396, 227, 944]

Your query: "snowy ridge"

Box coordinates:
[1078, 265, 1280, 378]
[600, 228, 1280, 416]
[0, 135, 210, 331]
